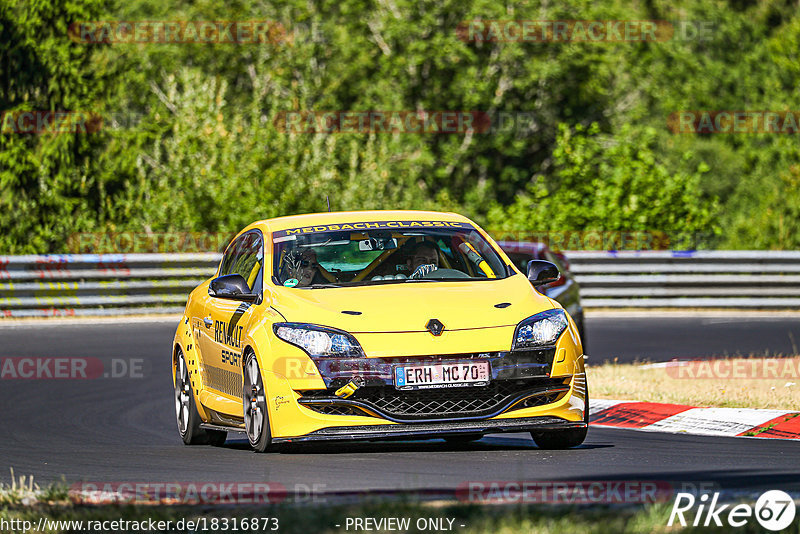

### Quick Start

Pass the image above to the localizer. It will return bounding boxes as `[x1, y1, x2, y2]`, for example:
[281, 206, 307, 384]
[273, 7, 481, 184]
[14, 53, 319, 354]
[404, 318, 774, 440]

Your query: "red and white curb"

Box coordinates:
[590, 400, 800, 440]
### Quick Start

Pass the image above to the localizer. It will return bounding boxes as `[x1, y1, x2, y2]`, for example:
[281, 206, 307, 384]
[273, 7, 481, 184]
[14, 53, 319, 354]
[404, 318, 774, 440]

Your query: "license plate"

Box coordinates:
[394, 361, 490, 390]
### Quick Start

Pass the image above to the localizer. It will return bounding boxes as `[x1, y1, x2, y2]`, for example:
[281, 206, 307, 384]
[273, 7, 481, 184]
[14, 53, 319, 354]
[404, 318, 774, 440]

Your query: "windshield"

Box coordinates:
[271, 221, 511, 288]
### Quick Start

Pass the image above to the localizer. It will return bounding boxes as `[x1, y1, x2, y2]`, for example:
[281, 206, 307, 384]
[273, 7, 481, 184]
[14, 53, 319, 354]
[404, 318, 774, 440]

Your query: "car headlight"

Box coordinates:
[513, 309, 569, 350]
[273, 323, 365, 357]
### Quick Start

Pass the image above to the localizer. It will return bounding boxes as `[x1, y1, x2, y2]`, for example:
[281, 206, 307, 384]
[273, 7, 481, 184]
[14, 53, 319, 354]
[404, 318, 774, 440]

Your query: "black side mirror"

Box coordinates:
[527, 260, 560, 286]
[209, 274, 258, 302]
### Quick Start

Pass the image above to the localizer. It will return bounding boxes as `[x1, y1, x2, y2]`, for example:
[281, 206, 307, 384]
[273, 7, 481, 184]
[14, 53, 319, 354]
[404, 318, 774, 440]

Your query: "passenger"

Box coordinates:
[407, 241, 440, 278]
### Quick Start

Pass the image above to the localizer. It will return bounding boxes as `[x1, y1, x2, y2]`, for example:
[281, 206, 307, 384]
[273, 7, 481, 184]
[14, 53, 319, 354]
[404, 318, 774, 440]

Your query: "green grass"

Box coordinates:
[589, 356, 800, 410]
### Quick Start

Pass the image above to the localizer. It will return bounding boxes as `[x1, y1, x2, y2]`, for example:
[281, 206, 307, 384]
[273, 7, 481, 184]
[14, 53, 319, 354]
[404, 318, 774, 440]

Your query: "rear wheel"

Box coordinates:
[531, 388, 589, 450]
[174, 347, 227, 446]
[243, 351, 272, 453]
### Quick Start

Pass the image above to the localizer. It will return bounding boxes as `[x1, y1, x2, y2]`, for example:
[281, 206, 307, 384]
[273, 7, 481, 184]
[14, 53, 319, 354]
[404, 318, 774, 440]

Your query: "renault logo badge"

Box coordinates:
[426, 319, 445, 336]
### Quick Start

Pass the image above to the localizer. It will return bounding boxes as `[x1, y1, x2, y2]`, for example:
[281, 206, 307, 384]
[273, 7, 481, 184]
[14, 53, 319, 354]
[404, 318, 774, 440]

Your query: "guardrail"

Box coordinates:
[0, 251, 799, 317]
[565, 250, 800, 308]
[0, 254, 221, 317]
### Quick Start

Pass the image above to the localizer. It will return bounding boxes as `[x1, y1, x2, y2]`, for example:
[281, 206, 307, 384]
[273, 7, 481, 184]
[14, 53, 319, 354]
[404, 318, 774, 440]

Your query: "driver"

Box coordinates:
[407, 241, 439, 278]
[286, 249, 322, 287]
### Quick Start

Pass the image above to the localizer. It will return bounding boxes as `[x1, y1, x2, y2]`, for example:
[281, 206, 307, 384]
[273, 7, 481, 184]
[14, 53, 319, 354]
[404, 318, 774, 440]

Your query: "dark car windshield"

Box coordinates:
[272, 221, 511, 288]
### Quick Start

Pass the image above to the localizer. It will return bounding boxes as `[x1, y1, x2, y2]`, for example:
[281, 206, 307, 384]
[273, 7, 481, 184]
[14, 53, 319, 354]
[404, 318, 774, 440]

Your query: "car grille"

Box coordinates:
[299, 378, 568, 422]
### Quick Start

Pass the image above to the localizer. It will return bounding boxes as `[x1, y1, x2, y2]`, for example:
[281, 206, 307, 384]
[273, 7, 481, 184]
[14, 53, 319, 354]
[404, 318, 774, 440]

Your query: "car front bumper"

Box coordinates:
[259, 366, 586, 440]
[271, 416, 586, 443]
[259, 325, 587, 441]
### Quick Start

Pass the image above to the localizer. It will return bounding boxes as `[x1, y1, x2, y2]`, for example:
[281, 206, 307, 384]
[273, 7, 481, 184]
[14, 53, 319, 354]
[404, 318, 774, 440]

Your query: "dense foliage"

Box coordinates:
[1, 0, 798, 252]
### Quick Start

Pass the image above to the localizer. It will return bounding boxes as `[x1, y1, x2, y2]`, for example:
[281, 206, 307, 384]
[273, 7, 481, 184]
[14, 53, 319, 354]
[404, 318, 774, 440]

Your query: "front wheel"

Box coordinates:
[243, 351, 272, 453]
[531, 426, 587, 450]
[174, 347, 227, 446]
[531, 387, 589, 450]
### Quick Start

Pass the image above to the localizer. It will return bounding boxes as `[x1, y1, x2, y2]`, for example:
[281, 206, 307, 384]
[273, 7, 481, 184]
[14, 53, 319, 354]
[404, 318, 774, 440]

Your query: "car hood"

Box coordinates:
[270, 275, 554, 333]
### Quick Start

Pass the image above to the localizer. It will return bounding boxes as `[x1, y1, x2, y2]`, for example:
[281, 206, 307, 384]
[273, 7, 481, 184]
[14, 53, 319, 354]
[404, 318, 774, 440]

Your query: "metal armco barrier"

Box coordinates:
[0, 254, 221, 317]
[1, 251, 799, 317]
[565, 250, 800, 308]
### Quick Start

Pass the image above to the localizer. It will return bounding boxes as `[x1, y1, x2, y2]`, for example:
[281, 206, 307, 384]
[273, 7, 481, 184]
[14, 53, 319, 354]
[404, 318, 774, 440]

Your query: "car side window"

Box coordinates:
[218, 231, 264, 293]
[218, 238, 239, 278]
[506, 252, 530, 273]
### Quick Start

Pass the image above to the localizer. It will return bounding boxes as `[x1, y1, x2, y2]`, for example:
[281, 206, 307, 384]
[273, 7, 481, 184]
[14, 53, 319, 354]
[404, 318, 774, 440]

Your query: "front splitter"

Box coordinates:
[271, 416, 584, 443]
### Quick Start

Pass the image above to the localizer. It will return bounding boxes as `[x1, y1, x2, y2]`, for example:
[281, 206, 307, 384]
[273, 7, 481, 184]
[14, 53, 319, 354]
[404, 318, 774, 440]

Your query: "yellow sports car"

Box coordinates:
[173, 210, 588, 452]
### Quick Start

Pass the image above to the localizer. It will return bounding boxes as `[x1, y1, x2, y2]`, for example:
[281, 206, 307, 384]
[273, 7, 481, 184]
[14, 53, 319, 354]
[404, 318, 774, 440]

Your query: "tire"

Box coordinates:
[531, 387, 589, 450]
[444, 434, 482, 444]
[243, 350, 272, 453]
[174, 347, 227, 446]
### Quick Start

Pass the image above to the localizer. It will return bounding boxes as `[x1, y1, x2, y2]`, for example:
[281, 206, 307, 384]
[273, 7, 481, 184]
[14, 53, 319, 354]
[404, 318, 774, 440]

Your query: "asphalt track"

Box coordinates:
[587, 314, 800, 363]
[0, 317, 798, 495]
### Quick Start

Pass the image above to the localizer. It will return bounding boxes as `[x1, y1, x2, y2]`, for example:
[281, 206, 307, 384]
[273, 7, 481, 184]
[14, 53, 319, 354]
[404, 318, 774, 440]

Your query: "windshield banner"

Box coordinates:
[272, 221, 475, 240]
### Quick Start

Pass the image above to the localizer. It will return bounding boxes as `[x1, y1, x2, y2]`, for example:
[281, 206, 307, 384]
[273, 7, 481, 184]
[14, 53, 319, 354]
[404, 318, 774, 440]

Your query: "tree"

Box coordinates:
[486, 123, 719, 249]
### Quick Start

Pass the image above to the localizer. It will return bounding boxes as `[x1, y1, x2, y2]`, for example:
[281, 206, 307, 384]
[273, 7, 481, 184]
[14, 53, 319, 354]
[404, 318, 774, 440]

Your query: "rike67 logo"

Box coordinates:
[669, 490, 796, 531]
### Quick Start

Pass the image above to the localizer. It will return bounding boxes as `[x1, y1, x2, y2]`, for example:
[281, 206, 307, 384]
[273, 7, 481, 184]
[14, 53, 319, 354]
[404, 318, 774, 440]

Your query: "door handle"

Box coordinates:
[203, 317, 213, 328]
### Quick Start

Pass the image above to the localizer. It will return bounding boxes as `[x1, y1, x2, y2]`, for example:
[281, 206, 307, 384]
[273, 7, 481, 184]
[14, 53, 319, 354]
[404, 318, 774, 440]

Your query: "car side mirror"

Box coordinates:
[209, 274, 258, 302]
[527, 260, 560, 286]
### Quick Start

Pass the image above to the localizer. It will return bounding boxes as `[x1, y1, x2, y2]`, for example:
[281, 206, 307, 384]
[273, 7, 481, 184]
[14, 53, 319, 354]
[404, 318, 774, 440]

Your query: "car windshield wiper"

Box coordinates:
[303, 283, 344, 289]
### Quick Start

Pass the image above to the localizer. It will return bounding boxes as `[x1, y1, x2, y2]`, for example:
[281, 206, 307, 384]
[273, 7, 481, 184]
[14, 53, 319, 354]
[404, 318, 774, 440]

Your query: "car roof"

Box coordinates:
[243, 210, 473, 234]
